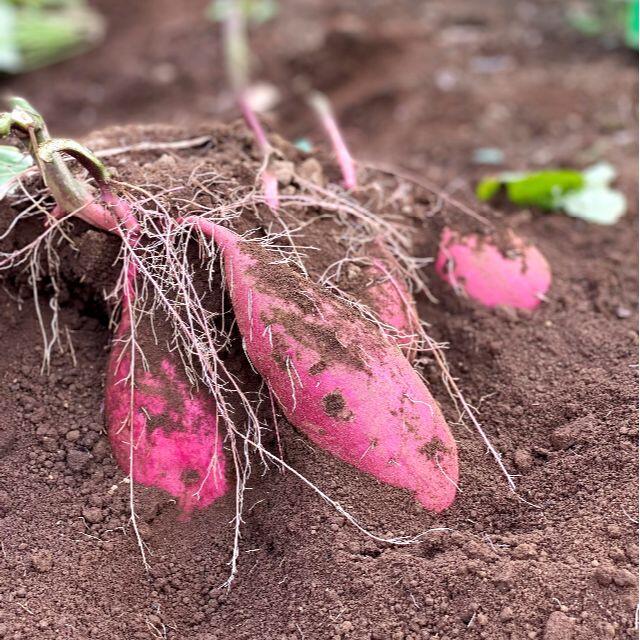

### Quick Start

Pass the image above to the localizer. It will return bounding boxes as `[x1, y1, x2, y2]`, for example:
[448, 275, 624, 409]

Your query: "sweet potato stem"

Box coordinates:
[0, 98, 136, 235]
[222, 5, 279, 210]
[308, 91, 357, 190]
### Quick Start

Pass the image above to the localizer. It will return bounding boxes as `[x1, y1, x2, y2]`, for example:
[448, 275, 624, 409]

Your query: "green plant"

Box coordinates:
[567, 0, 638, 48]
[0, 0, 104, 73]
[477, 163, 627, 225]
[0, 144, 32, 196]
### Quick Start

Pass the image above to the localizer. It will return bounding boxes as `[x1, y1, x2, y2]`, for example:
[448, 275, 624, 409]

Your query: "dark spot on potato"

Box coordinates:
[405, 420, 418, 434]
[309, 360, 327, 376]
[322, 390, 354, 421]
[266, 309, 371, 373]
[181, 469, 201, 486]
[419, 437, 449, 460]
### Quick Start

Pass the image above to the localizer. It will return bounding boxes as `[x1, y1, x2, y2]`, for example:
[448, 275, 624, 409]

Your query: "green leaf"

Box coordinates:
[477, 172, 526, 201]
[505, 170, 584, 209]
[626, 0, 639, 48]
[476, 162, 626, 225]
[559, 186, 627, 225]
[567, 8, 603, 36]
[0, 144, 33, 197]
[1, 0, 104, 73]
[0, 4, 21, 72]
[477, 170, 583, 209]
[566, 0, 637, 47]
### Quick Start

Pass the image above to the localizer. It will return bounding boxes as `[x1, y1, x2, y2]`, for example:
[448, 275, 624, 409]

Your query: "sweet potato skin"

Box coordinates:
[188, 220, 458, 512]
[50, 194, 228, 514]
[105, 264, 228, 516]
[361, 241, 421, 362]
[436, 227, 551, 310]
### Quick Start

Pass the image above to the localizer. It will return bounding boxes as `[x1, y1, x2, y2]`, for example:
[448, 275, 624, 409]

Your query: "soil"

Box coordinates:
[0, 2, 638, 640]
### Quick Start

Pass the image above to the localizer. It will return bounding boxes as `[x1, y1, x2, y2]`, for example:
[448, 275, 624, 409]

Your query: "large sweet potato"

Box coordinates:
[184, 219, 458, 512]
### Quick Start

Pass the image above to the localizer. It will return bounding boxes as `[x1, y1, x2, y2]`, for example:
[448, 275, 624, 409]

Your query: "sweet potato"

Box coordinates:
[1, 99, 229, 515]
[435, 226, 551, 310]
[64, 193, 229, 517]
[105, 261, 229, 516]
[51, 191, 229, 513]
[183, 218, 458, 512]
[359, 240, 421, 362]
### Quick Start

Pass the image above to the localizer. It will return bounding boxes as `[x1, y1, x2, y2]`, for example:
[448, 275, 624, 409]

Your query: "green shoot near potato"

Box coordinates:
[0, 145, 32, 197]
[477, 163, 627, 225]
[567, 0, 639, 48]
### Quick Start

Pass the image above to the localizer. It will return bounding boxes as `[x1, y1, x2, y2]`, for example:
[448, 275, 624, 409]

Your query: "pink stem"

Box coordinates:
[51, 186, 139, 238]
[261, 171, 279, 211]
[310, 93, 357, 190]
[238, 93, 270, 152]
[100, 188, 140, 235]
[238, 92, 279, 211]
[222, 4, 278, 211]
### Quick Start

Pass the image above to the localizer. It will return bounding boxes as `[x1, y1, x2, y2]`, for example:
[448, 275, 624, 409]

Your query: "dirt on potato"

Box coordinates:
[0, 1, 637, 640]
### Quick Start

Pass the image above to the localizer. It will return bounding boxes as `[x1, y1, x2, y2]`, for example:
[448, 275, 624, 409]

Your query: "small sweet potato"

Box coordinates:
[105, 263, 228, 516]
[435, 226, 551, 310]
[184, 219, 458, 512]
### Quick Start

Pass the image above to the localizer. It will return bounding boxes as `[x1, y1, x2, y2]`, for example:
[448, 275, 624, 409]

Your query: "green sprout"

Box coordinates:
[567, 0, 638, 49]
[0, 97, 110, 213]
[477, 163, 627, 225]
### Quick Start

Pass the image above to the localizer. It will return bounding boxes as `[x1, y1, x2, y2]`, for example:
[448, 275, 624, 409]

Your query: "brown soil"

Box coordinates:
[0, 2, 637, 640]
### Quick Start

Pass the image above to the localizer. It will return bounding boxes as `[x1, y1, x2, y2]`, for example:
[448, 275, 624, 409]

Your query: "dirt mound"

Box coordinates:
[0, 119, 636, 640]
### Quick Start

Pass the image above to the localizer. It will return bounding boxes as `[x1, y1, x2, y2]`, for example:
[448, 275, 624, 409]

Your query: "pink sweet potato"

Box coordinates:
[184, 218, 458, 512]
[435, 226, 551, 310]
[105, 261, 229, 516]
[50, 189, 229, 514]
[361, 240, 421, 362]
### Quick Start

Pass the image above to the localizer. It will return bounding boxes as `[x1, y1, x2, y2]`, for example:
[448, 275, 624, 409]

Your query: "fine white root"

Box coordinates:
[121, 250, 152, 572]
